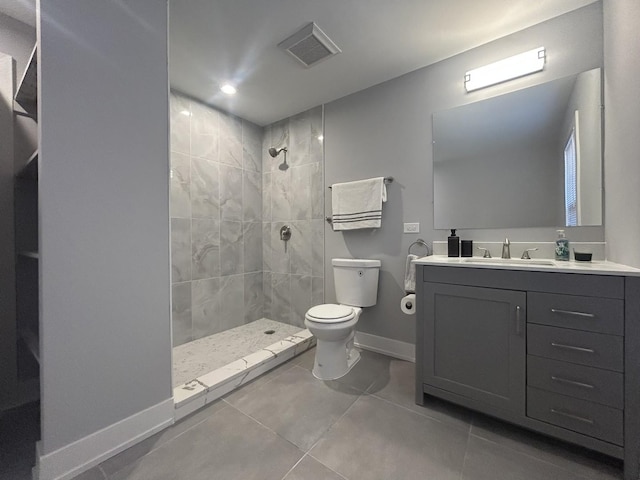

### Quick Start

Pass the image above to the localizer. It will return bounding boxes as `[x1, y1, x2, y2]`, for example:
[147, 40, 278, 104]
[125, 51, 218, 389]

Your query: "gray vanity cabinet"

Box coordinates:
[415, 263, 640, 480]
[421, 283, 525, 414]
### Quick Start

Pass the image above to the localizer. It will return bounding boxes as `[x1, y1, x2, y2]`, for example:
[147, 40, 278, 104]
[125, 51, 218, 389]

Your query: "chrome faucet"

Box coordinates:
[501, 238, 511, 259]
[521, 248, 538, 260]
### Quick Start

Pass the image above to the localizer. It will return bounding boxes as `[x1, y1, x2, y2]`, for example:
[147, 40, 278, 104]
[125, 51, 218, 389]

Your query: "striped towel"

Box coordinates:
[331, 177, 387, 230]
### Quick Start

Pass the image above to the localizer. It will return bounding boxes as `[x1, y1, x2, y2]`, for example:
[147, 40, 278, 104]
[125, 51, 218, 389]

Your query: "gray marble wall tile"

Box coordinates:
[190, 100, 219, 161]
[190, 157, 219, 218]
[289, 110, 311, 167]
[262, 173, 272, 221]
[271, 169, 291, 222]
[271, 273, 291, 324]
[172, 282, 192, 346]
[219, 112, 242, 168]
[290, 275, 312, 328]
[244, 272, 264, 323]
[243, 170, 262, 222]
[242, 120, 262, 172]
[170, 152, 191, 219]
[312, 276, 324, 306]
[191, 218, 220, 280]
[310, 162, 324, 220]
[263, 271, 272, 320]
[290, 165, 312, 221]
[261, 125, 272, 173]
[220, 221, 243, 275]
[171, 218, 191, 283]
[219, 275, 245, 331]
[290, 221, 311, 275]
[170, 93, 190, 155]
[244, 222, 263, 273]
[220, 164, 243, 221]
[192, 277, 221, 338]
[270, 222, 290, 274]
[311, 219, 324, 277]
[262, 222, 271, 272]
[309, 105, 324, 164]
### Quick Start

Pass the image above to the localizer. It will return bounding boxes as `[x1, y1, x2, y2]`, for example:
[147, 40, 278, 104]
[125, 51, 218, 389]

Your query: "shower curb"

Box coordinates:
[173, 329, 316, 421]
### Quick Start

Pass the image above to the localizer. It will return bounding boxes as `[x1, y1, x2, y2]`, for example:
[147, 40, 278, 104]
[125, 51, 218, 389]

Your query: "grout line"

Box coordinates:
[279, 453, 308, 480]
[458, 425, 473, 480]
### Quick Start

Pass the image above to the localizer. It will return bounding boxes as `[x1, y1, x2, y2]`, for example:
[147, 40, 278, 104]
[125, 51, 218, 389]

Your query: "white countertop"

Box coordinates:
[415, 255, 640, 277]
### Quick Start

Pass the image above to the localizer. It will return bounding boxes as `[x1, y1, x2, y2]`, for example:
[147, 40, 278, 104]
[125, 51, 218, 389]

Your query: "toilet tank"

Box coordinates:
[332, 258, 381, 307]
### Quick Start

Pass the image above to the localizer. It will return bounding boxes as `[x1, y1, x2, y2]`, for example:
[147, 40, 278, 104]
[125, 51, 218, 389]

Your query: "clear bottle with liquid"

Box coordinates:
[555, 229, 570, 261]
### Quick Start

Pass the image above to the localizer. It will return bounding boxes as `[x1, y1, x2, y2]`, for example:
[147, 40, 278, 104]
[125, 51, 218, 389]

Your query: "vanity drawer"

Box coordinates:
[527, 387, 623, 446]
[528, 292, 623, 335]
[527, 324, 623, 372]
[527, 355, 623, 408]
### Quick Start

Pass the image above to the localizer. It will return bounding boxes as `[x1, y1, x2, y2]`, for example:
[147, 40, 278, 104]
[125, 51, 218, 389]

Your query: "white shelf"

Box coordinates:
[15, 44, 37, 117]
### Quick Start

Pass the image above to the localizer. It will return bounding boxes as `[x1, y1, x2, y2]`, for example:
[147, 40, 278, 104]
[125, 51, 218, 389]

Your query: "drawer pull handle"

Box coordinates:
[550, 408, 594, 424]
[551, 308, 595, 318]
[550, 342, 595, 354]
[516, 305, 522, 335]
[551, 376, 595, 389]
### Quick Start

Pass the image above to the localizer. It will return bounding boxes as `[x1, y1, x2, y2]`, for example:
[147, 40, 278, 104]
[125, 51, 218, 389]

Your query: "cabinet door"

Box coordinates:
[422, 283, 526, 414]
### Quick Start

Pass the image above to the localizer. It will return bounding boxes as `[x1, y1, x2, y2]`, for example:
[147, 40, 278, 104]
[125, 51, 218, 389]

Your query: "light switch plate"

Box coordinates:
[404, 223, 420, 233]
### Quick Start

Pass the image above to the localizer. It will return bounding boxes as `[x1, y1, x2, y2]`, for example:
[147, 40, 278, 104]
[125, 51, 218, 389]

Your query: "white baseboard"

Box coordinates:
[354, 332, 415, 362]
[34, 398, 174, 480]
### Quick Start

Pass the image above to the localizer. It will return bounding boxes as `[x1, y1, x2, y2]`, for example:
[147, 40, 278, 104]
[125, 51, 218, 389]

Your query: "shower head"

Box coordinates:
[269, 147, 287, 158]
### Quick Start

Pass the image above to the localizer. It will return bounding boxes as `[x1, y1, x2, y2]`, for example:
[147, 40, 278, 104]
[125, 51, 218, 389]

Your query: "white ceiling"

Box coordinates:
[170, 0, 598, 126]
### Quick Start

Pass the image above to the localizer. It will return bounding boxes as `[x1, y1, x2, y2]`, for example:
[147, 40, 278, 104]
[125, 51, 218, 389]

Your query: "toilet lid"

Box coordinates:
[306, 304, 355, 323]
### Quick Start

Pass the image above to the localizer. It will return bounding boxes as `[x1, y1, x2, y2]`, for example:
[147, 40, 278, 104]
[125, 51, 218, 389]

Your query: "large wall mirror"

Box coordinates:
[433, 68, 603, 230]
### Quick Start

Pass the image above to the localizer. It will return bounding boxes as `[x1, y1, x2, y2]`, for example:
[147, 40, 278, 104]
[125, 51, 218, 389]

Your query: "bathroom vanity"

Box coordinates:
[414, 257, 640, 479]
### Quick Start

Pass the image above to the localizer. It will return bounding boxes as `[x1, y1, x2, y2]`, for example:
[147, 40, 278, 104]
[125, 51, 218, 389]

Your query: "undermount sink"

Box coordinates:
[463, 257, 556, 266]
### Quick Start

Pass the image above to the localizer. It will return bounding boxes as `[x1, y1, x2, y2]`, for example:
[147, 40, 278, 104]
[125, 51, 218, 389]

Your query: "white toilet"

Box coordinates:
[304, 258, 381, 380]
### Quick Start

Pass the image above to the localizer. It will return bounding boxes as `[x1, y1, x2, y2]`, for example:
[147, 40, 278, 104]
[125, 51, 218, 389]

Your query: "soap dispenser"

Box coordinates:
[555, 229, 570, 261]
[448, 229, 460, 257]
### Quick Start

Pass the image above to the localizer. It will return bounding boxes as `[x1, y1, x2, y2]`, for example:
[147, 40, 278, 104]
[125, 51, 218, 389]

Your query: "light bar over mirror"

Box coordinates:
[465, 47, 546, 92]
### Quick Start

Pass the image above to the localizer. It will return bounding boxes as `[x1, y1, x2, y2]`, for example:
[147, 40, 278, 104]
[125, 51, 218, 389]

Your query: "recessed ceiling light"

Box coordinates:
[220, 84, 237, 95]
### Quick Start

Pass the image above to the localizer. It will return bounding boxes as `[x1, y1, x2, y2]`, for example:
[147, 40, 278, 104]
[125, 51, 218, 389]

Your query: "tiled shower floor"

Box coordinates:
[172, 318, 303, 387]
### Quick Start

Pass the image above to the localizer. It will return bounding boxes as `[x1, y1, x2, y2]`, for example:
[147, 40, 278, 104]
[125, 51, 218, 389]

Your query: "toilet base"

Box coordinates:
[312, 342, 361, 381]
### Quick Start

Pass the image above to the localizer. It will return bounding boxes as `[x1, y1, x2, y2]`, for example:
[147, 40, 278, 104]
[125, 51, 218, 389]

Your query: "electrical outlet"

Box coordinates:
[404, 223, 420, 233]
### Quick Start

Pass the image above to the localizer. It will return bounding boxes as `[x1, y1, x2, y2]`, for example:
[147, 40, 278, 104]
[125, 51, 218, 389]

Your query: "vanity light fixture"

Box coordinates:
[220, 83, 237, 95]
[464, 47, 546, 92]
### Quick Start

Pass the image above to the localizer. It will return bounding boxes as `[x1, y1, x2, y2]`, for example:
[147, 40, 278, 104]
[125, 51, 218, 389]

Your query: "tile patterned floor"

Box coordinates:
[173, 319, 303, 387]
[72, 348, 622, 480]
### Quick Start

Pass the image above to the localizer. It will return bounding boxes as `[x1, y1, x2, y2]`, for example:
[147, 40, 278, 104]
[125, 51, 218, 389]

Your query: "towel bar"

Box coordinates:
[328, 176, 393, 189]
[408, 238, 430, 256]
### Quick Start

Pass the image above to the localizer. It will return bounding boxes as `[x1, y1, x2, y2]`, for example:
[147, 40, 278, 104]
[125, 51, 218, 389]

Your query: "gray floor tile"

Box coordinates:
[100, 400, 226, 477]
[470, 414, 622, 480]
[283, 455, 346, 480]
[222, 359, 297, 403]
[226, 365, 361, 451]
[462, 435, 593, 480]
[293, 346, 315, 370]
[109, 405, 303, 480]
[310, 394, 469, 480]
[71, 466, 106, 480]
[368, 357, 473, 430]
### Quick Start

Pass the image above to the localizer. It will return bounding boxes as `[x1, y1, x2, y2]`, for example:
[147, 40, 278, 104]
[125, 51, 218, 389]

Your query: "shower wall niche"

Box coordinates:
[169, 92, 324, 346]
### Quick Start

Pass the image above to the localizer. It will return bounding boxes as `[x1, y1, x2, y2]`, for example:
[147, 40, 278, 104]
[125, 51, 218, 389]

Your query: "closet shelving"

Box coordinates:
[14, 43, 40, 373]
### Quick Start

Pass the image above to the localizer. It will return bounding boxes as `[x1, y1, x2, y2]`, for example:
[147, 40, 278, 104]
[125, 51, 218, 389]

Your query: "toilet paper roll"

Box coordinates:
[400, 294, 416, 315]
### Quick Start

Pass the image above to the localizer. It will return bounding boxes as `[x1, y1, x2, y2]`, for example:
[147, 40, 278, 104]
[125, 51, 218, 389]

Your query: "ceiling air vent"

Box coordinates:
[278, 22, 341, 68]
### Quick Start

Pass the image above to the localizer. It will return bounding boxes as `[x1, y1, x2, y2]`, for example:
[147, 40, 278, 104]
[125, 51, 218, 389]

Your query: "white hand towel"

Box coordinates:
[331, 177, 386, 231]
[404, 254, 418, 293]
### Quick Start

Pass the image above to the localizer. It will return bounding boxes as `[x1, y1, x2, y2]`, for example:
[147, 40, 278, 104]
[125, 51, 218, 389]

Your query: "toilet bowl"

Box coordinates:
[305, 258, 381, 381]
[305, 304, 362, 380]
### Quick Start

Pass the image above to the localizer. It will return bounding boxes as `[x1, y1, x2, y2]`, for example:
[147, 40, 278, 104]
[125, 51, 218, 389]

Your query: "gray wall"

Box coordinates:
[603, 0, 640, 269]
[262, 107, 325, 328]
[39, 0, 171, 453]
[324, 3, 604, 344]
[169, 92, 264, 346]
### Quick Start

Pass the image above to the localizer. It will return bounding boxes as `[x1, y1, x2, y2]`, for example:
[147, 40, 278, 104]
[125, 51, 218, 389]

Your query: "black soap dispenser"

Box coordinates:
[448, 229, 460, 257]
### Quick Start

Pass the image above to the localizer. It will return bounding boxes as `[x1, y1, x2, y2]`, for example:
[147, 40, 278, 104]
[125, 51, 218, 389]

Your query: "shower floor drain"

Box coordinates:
[264, 330, 276, 335]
